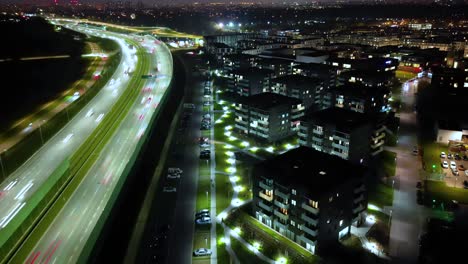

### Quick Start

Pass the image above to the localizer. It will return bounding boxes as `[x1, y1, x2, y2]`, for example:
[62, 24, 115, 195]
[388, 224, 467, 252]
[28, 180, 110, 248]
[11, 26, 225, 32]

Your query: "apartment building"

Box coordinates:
[226, 68, 274, 96]
[252, 147, 367, 254]
[234, 93, 305, 142]
[270, 75, 326, 111]
[298, 108, 378, 163]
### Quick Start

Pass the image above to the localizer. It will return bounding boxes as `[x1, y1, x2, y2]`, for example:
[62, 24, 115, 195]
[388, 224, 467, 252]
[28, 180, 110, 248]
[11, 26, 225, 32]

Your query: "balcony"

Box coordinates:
[274, 199, 289, 209]
[234, 124, 248, 131]
[372, 132, 385, 141]
[298, 234, 316, 246]
[301, 213, 318, 226]
[375, 125, 386, 133]
[353, 204, 365, 214]
[371, 146, 383, 156]
[235, 118, 248, 125]
[354, 184, 366, 194]
[259, 191, 273, 202]
[274, 210, 289, 221]
[332, 142, 349, 151]
[301, 202, 319, 215]
[371, 140, 385, 149]
[354, 194, 365, 204]
[302, 225, 317, 237]
[298, 132, 307, 138]
[298, 139, 307, 146]
[275, 188, 290, 200]
[258, 201, 273, 212]
[259, 181, 273, 191]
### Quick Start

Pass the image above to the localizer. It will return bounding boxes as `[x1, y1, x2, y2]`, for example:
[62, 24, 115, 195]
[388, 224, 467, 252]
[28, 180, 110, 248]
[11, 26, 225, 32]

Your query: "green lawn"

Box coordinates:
[368, 183, 394, 209]
[422, 142, 444, 174]
[382, 151, 397, 177]
[230, 236, 269, 264]
[225, 210, 320, 264]
[425, 180, 468, 204]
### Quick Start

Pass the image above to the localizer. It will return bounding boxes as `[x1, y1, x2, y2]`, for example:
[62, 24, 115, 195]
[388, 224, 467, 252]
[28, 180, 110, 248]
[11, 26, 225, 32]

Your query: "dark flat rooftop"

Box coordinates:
[301, 107, 370, 131]
[240, 92, 302, 110]
[255, 147, 365, 199]
[272, 75, 322, 86]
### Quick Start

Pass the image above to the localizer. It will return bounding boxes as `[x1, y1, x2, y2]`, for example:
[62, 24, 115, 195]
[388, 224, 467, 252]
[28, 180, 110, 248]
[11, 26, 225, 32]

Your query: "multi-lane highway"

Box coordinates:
[18, 25, 173, 263]
[0, 22, 139, 253]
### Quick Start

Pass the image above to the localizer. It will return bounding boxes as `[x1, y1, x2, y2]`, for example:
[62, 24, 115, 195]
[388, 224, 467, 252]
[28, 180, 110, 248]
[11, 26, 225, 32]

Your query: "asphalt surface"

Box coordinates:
[0, 24, 139, 245]
[19, 26, 173, 263]
[388, 78, 429, 264]
[138, 54, 203, 264]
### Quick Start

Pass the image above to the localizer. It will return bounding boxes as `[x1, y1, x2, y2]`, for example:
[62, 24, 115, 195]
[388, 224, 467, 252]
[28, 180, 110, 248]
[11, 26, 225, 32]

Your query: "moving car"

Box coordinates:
[193, 248, 212, 257]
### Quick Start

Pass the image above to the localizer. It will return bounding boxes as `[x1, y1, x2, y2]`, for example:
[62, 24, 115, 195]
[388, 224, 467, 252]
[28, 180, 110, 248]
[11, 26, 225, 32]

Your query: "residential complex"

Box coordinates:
[252, 147, 367, 254]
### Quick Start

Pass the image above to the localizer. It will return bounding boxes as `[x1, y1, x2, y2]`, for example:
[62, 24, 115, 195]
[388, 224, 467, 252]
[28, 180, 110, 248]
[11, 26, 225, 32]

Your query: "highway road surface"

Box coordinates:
[21, 27, 174, 263]
[0, 23, 140, 250]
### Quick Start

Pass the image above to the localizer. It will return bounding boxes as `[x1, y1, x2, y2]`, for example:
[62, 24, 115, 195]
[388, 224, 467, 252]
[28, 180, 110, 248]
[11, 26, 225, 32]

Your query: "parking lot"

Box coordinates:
[438, 146, 468, 189]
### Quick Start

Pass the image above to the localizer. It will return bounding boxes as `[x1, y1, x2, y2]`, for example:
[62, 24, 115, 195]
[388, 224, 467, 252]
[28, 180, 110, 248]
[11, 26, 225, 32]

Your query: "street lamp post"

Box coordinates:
[39, 120, 45, 145]
[206, 190, 209, 208]
[0, 152, 6, 179]
[388, 209, 393, 228]
[205, 237, 208, 248]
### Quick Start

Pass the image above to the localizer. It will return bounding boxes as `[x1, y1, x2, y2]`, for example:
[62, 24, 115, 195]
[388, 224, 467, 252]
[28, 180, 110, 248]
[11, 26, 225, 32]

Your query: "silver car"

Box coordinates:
[193, 248, 212, 256]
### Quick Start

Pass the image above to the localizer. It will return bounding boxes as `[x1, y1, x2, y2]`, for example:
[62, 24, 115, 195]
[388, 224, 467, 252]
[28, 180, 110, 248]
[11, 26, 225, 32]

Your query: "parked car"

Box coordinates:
[463, 155, 468, 161]
[199, 137, 209, 143]
[163, 187, 177, 192]
[440, 152, 446, 159]
[455, 153, 461, 160]
[203, 101, 211, 106]
[465, 170, 468, 176]
[167, 173, 181, 179]
[448, 153, 453, 159]
[442, 161, 449, 169]
[168, 168, 183, 174]
[450, 161, 457, 170]
[463, 180, 468, 189]
[451, 169, 459, 176]
[200, 142, 210, 148]
[412, 146, 419, 155]
[203, 114, 211, 119]
[196, 216, 211, 225]
[193, 248, 212, 257]
[196, 211, 210, 218]
[458, 164, 465, 171]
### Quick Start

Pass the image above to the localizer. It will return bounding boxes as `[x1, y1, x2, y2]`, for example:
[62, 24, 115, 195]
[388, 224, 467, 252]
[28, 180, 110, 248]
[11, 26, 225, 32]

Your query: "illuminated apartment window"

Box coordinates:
[329, 196, 333, 202]
[309, 200, 319, 209]
[292, 189, 297, 195]
[291, 200, 297, 206]
[339, 220, 343, 226]
[280, 208, 288, 215]
[291, 220, 296, 227]
[265, 189, 273, 197]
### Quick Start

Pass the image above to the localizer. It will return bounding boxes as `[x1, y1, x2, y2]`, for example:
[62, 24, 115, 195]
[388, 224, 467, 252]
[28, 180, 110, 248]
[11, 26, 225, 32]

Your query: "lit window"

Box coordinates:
[292, 200, 297, 206]
[336, 193, 339, 197]
[292, 189, 297, 195]
[291, 220, 296, 227]
[339, 220, 343, 226]
[327, 219, 331, 224]
[309, 200, 319, 209]
[329, 196, 333, 202]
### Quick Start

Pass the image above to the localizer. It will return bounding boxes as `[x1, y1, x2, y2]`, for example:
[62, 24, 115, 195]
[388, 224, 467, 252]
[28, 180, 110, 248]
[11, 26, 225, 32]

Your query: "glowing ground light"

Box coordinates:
[250, 147, 259, 152]
[226, 151, 234, 156]
[241, 141, 250, 147]
[231, 198, 242, 207]
[229, 176, 240, 182]
[227, 158, 236, 164]
[224, 131, 232, 137]
[284, 143, 293, 150]
[219, 100, 225, 104]
[276, 257, 288, 264]
[227, 167, 237, 173]
[234, 185, 244, 192]
[253, 241, 261, 250]
[233, 227, 241, 235]
[222, 114, 229, 118]
[225, 125, 233, 130]
[216, 120, 223, 124]
[228, 136, 237, 141]
[222, 106, 229, 111]
[266, 146, 275, 153]
[224, 144, 233, 149]
[218, 212, 228, 220]
[366, 215, 376, 224]
[367, 204, 380, 211]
